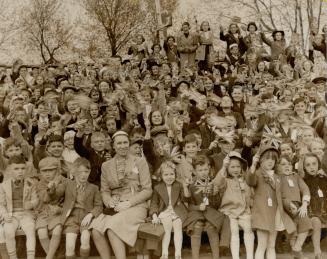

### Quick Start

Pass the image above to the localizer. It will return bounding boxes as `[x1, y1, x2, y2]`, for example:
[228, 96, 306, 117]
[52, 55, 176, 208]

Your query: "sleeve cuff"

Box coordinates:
[302, 195, 310, 203]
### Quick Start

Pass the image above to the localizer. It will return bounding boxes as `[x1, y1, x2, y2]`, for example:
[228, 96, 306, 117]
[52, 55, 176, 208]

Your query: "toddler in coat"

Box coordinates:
[214, 151, 254, 259]
[150, 160, 189, 259]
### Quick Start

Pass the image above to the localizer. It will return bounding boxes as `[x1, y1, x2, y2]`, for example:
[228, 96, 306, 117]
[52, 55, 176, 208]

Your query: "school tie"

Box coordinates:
[77, 184, 85, 191]
[14, 179, 23, 187]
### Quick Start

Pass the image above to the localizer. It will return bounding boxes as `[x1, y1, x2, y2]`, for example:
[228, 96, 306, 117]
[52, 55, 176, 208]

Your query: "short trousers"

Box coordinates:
[63, 208, 89, 234]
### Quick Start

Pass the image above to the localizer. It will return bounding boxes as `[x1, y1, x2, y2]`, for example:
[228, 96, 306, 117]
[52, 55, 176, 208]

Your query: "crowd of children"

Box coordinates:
[0, 18, 327, 259]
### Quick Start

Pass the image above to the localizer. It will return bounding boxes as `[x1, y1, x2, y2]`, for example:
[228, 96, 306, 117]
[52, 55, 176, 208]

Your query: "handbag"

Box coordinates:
[138, 222, 165, 240]
[103, 207, 117, 216]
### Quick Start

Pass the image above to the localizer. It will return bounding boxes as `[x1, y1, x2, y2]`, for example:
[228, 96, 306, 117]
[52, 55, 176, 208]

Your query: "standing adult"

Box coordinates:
[177, 22, 198, 71]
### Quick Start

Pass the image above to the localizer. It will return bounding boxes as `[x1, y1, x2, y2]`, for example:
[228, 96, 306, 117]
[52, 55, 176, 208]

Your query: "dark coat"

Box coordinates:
[61, 180, 103, 225]
[74, 136, 110, 186]
[220, 32, 246, 55]
[198, 124, 216, 150]
[304, 173, 327, 223]
[149, 181, 188, 224]
[232, 101, 245, 119]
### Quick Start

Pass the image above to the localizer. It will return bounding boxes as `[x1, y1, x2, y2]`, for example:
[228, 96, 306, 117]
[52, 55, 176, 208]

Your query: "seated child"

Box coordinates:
[62, 131, 80, 166]
[0, 156, 39, 259]
[61, 157, 103, 259]
[0, 137, 35, 180]
[150, 160, 189, 259]
[302, 153, 327, 259]
[277, 155, 312, 259]
[184, 155, 225, 259]
[214, 151, 254, 259]
[176, 134, 200, 183]
[0, 220, 9, 259]
[36, 157, 67, 259]
[34, 134, 68, 177]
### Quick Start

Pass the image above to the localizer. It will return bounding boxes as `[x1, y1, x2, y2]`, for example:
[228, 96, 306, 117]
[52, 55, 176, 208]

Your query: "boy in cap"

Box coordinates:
[0, 156, 39, 259]
[36, 157, 67, 259]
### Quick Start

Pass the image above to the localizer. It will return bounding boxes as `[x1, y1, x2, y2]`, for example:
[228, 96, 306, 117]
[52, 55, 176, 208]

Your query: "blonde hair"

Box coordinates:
[158, 160, 176, 176]
[309, 137, 325, 151]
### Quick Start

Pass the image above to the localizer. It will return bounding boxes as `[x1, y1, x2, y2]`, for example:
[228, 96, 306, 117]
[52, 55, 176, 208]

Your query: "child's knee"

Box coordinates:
[3, 224, 16, 239]
[267, 238, 276, 249]
[37, 228, 48, 238]
[229, 222, 239, 235]
[80, 230, 91, 247]
[52, 225, 63, 236]
[312, 217, 322, 227]
[0, 225, 5, 243]
[194, 221, 204, 231]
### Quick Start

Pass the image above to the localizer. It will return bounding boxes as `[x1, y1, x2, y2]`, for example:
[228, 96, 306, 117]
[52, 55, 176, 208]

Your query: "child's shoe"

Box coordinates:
[315, 254, 323, 259]
[175, 256, 182, 259]
[160, 255, 168, 259]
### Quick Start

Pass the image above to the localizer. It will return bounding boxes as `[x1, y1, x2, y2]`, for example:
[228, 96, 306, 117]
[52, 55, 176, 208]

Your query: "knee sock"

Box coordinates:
[39, 237, 50, 253]
[80, 247, 90, 259]
[207, 227, 220, 259]
[230, 232, 240, 259]
[46, 235, 62, 259]
[7, 251, 17, 259]
[191, 226, 203, 259]
[6, 240, 17, 259]
[0, 243, 9, 259]
[26, 250, 35, 259]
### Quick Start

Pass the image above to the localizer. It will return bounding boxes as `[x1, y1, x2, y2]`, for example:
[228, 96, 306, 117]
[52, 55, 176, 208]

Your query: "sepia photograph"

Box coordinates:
[0, 0, 326, 258]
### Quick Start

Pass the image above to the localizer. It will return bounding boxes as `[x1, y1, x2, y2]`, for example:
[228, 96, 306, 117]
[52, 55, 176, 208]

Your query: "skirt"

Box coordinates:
[91, 204, 147, 247]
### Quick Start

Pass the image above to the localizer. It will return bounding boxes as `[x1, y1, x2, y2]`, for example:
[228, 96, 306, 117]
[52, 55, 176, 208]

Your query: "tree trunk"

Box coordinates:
[111, 44, 117, 56]
[298, 4, 305, 51]
[318, 0, 323, 30]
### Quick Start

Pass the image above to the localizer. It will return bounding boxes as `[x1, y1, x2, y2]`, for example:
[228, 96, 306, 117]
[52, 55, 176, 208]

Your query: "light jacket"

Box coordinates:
[0, 178, 39, 217]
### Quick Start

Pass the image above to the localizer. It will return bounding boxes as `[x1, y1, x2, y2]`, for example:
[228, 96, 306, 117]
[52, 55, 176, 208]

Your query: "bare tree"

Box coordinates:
[0, 0, 19, 51]
[230, 0, 323, 50]
[20, 0, 74, 64]
[83, 0, 153, 57]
